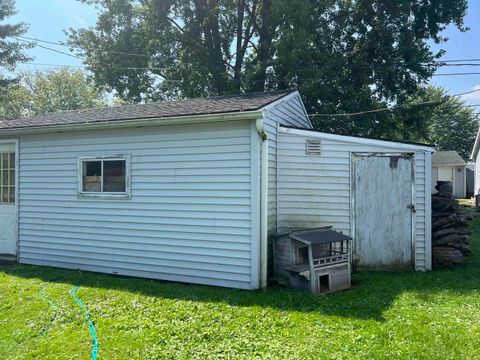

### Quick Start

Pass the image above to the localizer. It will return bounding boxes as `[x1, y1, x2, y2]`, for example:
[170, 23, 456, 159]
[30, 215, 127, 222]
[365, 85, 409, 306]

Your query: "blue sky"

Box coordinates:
[11, 0, 97, 69]
[429, 0, 480, 104]
[10, 0, 480, 103]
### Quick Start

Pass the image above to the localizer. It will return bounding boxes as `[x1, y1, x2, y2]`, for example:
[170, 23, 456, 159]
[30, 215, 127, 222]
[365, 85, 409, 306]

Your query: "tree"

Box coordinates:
[0, 68, 108, 119]
[414, 86, 478, 161]
[0, 81, 27, 119]
[0, 0, 31, 86]
[22, 68, 108, 115]
[67, 0, 468, 139]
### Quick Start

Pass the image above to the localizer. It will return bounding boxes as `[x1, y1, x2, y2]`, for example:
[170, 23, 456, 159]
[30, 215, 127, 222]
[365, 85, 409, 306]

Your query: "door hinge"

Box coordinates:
[407, 204, 416, 213]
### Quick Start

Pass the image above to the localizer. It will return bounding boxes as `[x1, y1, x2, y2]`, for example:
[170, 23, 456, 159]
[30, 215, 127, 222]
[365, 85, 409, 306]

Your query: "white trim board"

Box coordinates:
[279, 126, 435, 152]
[0, 111, 263, 136]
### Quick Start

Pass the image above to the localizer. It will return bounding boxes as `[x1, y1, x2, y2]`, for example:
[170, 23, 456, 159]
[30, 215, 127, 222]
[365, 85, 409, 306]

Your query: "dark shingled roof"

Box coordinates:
[0, 90, 294, 130]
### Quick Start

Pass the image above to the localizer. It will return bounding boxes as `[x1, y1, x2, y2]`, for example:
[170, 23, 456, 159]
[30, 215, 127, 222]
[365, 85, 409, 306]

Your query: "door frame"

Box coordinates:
[0, 139, 19, 257]
[350, 152, 416, 268]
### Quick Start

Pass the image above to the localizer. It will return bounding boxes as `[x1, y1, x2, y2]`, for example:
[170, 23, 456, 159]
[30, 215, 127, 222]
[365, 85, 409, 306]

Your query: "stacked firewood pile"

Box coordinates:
[432, 181, 474, 267]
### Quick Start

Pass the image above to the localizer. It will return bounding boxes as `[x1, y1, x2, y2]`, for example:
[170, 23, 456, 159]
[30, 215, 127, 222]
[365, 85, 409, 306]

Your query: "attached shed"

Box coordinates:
[431, 151, 467, 198]
[275, 128, 433, 271]
[0, 90, 433, 290]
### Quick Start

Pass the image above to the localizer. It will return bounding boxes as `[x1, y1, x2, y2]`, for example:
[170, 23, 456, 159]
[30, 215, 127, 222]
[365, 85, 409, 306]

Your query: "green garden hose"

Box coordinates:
[70, 285, 99, 360]
[37, 284, 58, 337]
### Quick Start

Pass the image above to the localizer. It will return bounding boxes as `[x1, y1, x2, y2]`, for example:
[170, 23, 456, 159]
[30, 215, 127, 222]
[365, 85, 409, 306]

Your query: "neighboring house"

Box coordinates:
[0, 90, 433, 290]
[431, 151, 467, 198]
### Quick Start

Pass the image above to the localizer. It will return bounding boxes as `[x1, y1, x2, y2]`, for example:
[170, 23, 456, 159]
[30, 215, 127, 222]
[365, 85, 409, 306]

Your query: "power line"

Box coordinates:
[433, 72, 480, 77]
[14, 37, 85, 60]
[453, 88, 480, 97]
[15, 35, 480, 69]
[438, 58, 480, 63]
[16, 35, 153, 58]
[15, 38, 169, 72]
[20, 62, 169, 73]
[19, 61, 480, 84]
[437, 63, 480, 67]
[305, 89, 480, 117]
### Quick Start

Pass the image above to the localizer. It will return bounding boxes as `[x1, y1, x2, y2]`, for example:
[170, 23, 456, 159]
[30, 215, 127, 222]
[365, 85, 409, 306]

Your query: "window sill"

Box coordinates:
[77, 192, 131, 200]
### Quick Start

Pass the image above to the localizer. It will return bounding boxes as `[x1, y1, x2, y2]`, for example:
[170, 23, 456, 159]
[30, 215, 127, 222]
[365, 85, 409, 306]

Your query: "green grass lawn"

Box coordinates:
[2, 222, 480, 360]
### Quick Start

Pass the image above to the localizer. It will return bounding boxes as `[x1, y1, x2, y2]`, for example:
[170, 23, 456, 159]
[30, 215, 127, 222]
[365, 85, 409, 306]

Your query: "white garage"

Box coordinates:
[274, 128, 433, 271]
[0, 90, 434, 290]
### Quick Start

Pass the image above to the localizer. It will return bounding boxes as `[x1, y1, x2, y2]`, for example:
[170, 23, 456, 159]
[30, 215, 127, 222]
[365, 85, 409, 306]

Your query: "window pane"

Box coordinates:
[2, 169, 7, 186]
[9, 186, 14, 203]
[8, 170, 14, 187]
[2, 188, 8, 203]
[82, 161, 102, 192]
[2, 153, 8, 169]
[9, 153, 15, 168]
[103, 160, 126, 192]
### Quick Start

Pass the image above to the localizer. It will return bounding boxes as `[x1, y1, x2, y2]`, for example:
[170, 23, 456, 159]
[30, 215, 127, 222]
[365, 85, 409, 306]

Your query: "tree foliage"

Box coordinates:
[0, 68, 108, 119]
[67, 0, 468, 139]
[411, 86, 478, 161]
[0, 0, 31, 86]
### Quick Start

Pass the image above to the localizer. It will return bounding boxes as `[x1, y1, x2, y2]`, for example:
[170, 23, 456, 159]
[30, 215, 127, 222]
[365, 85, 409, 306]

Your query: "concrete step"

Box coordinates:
[0, 254, 16, 265]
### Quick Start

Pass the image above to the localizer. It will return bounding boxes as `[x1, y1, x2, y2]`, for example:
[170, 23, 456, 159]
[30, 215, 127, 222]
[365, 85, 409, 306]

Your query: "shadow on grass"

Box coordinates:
[2, 220, 480, 322]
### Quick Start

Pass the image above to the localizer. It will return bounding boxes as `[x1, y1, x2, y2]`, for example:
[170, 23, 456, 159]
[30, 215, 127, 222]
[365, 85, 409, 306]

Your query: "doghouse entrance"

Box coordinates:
[318, 274, 330, 293]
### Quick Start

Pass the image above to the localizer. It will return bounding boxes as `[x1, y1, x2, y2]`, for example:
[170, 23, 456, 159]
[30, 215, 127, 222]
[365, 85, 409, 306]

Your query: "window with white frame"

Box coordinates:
[0, 152, 15, 204]
[79, 156, 129, 197]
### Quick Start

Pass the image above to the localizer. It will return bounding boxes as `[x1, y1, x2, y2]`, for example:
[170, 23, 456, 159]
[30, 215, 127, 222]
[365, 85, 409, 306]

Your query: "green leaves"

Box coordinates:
[66, 0, 469, 141]
[400, 85, 478, 160]
[0, 68, 108, 120]
[0, 0, 31, 75]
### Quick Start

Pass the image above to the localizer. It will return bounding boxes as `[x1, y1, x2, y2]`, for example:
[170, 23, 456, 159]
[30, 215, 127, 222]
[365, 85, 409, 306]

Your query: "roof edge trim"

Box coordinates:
[260, 90, 299, 111]
[0, 110, 263, 135]
[279, 126, 435, 152]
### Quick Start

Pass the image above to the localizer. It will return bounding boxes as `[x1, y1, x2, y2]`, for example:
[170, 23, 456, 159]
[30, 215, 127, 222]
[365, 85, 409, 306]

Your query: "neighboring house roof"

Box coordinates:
[432, 151, 466, 166]
[0, 90, 295, 131]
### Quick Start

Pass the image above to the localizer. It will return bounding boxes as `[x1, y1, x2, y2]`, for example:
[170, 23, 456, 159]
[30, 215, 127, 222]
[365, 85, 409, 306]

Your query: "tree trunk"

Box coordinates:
[249, 0, 274, 92]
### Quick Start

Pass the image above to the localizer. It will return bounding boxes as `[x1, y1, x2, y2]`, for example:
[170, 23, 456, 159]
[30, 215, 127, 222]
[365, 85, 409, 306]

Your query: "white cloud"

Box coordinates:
[52, 0, 92, 26]
[73, 15, 87, 26]
[461, 85, 480, 104]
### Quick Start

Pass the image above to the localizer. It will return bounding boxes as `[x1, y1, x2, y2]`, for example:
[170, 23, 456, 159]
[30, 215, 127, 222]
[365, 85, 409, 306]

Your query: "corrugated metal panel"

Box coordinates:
[277, 132, 430, 271]
[17, 120, 258, 289]
[262, 92, 312, 233]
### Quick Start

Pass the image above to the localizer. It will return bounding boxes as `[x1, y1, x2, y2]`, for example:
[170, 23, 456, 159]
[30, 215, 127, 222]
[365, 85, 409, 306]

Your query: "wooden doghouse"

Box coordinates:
[273, 227, 352, 294]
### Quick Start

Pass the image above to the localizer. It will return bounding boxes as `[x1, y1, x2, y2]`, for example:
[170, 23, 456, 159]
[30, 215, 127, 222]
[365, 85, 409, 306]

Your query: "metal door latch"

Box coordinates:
[407, 204, 416, 213]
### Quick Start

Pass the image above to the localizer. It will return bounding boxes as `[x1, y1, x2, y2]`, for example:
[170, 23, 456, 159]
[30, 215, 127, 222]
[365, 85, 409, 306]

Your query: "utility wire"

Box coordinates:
[433, 72, 480, 77]
[14, 37, 85, 60]
[19, 62, 480, 82]
[14, 38, 168, 72]
[13, 35, 480, 117]
[16, 35, 153, 58]
[304, 89, 480, 117]
[21, 62, 168, 73]
[15, 35, 480, 68]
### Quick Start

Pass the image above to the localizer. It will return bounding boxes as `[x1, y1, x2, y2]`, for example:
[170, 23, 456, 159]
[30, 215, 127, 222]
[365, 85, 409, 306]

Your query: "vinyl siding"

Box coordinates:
[262, 92, 312, 232]
[277, 131, 432, 271]
[17, 120, 259, 289]
[476, 156, 480, 196]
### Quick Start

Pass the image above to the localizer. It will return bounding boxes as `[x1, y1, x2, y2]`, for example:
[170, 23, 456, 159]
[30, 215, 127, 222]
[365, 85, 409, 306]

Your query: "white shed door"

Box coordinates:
[353, 154, 413, 269]
[0, 144, 16, 255]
